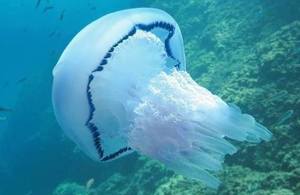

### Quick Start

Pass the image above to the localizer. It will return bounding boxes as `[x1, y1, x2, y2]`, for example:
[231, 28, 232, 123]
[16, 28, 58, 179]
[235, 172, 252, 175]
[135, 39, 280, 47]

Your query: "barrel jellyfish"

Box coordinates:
[52, 8, 272, 188]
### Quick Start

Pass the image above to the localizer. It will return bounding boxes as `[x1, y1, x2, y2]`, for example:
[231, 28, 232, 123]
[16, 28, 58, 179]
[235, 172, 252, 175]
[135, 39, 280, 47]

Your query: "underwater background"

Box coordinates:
[0, 0, 300, 194]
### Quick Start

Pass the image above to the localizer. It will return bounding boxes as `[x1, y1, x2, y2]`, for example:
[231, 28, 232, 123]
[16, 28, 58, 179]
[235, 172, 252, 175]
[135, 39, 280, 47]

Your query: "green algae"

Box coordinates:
[53, 183, 89, 195]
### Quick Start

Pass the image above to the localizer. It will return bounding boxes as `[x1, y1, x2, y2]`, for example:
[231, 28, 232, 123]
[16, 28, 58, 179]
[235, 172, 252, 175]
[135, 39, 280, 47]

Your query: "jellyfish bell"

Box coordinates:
[52, 8, 185, 162]
[52, 8, 272, 188]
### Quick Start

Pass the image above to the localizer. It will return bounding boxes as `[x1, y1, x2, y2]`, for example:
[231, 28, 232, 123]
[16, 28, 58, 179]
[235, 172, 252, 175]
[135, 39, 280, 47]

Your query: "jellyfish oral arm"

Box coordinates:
[126, 70, 271, 188]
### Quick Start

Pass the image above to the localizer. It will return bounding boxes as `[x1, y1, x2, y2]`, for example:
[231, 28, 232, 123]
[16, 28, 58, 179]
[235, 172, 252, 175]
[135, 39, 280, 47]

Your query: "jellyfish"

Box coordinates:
[52, 8, 272, 188]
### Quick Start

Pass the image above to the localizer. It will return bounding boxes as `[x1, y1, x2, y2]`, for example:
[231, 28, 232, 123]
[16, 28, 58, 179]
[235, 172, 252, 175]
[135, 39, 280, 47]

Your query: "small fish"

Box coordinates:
[277, 110, 294, 125]
[90, 6, 97, 11]
[43, 6, 54, 13]
[0, 107, 12, 112]
[17, 77, 27, 84]
[86, 178, 95, 190]
[59, 10, 65, 21]
[35, 0, 41, 9]
[88, 2, 97, 11]
[48, 31, 56, 38]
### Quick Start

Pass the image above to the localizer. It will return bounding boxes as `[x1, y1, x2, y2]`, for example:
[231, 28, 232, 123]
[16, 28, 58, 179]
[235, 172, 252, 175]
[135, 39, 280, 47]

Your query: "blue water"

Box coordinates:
[0, 1, 145, 194]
